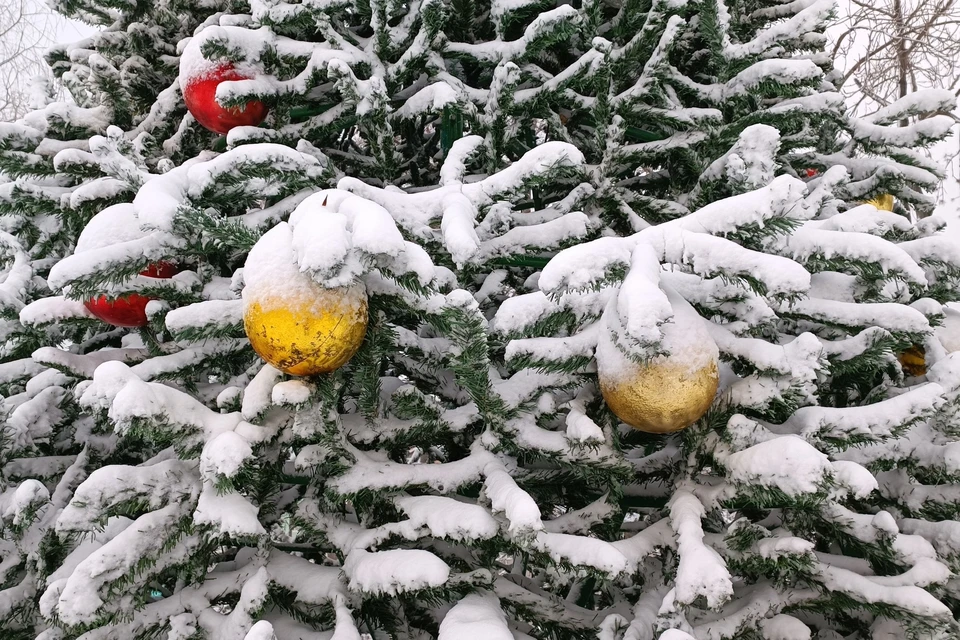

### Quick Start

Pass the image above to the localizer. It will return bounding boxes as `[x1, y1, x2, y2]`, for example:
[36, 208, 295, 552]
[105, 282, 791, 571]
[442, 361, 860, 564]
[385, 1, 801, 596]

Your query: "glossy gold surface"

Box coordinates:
[244, 284, 368, 376]
[864, 194, 895, 211]
[600, 359, 719, 434]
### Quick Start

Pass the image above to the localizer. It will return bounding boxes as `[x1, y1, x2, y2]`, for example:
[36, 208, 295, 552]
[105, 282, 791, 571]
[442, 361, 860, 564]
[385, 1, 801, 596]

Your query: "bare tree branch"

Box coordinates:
[834, 0, 960, 118]
[0, 0, 63, 120]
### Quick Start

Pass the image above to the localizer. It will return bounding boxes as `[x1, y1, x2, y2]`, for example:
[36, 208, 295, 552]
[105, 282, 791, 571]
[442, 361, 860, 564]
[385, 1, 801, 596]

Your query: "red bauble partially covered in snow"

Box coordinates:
[183, 64, 268, 135]
[84, 262, 178, 328]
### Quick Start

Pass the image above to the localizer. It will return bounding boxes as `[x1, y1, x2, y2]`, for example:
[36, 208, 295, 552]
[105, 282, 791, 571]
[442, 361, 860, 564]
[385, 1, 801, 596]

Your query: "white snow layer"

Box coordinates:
[438, 593, 513, 640]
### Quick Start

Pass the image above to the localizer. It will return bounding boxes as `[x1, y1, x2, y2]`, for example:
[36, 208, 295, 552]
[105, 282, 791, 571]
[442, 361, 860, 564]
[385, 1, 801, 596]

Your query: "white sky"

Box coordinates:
[55, 16, 96, 42]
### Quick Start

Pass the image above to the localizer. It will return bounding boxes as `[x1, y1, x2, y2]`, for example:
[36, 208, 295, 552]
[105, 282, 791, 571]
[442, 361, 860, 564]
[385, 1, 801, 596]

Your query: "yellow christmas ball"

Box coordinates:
[242, 221, 367, 376]
[597, 286, 719, 434]
[244, 282, 368, 376]
[897, 344, 926, 377]
[864, 194, 894, 211]
[600, 358, 719, 434]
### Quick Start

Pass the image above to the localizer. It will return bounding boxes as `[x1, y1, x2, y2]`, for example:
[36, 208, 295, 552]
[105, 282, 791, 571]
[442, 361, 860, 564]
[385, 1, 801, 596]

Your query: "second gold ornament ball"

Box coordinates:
[242, 223, 368, 376]
[864, 193, 894, 211]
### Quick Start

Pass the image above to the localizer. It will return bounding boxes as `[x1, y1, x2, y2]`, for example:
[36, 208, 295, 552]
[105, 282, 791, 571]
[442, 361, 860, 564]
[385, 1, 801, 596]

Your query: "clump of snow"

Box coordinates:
[244, 620, 276, 640]
[438, 593, 512, 640]
[817, 563, 951, 618]
[758, 614, 811, 640]
[242, 364, 282, 419]
[179, 25, 266, 88]
[242, 222, 320, 308]
[57, 459, 199, 533]
[193, 484, 266, 536]
[831, 461, 878, 499]
[201, 431, 253, 479]
[482, 462, 543, 536]
[74, 203, 147, 253]
[783, 383, 943, 442]
[53, 504, 192, 625]
[166, 299, 243, 336]
[565, 408, 604, 443]
[395, 495, 499, 541]
[272, 380, 312, 405]
[343, 549, 450, 595]
[669, 488, 733, 609]
[3, 479, 49, 526]
[534, 531, 628, 575]
[20, 296, 96, 326]
[723, 436, 832, 496]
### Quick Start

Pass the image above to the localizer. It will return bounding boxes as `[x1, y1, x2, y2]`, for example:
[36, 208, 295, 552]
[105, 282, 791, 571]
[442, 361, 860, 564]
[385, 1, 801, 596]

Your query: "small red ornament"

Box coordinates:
[140, 262, 178, 279]
[803, 168, 818, 178]
[84, 262, 177, 328]
[183, 64, 268, 135]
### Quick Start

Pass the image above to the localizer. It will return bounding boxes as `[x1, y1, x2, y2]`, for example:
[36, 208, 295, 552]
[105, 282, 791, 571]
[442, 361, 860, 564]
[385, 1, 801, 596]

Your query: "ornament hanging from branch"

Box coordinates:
[242, 223, 367, 376]
[864, 194, 895, 211]
[183, 64, 269, 135]
[64, 204, 179, 328]
[180, 31, 269, 135]
[897, 344, 926, 377]
[597, 286, 719, 434]
[85, 262, 178, 328]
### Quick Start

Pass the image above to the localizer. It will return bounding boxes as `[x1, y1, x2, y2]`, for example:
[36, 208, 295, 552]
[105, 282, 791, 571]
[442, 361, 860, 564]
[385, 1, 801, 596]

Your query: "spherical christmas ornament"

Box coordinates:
[898, 344, 926, 377]
[183, 64, 268, 135]
[84, 262, 178, 328]
[597, 287, 719, 434]
[865, 194, 895, 211]
[242, 223, 367, 376]
[803, 168, 818, 178]
[244, 282, 368, 376]
[85, 293, 153, 327]
[70, 204, 178, 328]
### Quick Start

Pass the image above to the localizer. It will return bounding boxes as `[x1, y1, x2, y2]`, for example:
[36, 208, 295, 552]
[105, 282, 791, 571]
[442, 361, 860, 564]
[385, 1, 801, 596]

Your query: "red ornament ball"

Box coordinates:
[183, 64, 268, 135]
[803, 168, 818, 178]
[84, 262, 178, 328]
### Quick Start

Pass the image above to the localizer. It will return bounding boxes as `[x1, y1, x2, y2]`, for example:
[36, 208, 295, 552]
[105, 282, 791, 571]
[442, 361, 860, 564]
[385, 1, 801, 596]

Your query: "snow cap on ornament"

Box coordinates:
[179, 26, 269, 135]
[71, 204, 178, 327]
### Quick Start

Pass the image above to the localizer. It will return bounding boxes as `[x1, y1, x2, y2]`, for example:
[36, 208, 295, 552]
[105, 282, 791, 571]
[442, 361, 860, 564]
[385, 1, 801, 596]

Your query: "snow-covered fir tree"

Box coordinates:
[2, 0, 960, 638]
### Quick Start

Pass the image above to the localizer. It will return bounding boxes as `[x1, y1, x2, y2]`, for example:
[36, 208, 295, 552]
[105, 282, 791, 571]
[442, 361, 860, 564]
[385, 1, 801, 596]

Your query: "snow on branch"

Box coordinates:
[669, 487, 733, 609]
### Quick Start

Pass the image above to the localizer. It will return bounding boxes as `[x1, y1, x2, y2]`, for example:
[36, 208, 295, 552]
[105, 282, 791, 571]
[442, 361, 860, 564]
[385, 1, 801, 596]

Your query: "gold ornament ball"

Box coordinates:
[864, 194, 894, 211]
[600, 358, 719, 434]
[898, 344, 926, 377]
[597, 284, 721, 434]
[244, 282, 368, 376]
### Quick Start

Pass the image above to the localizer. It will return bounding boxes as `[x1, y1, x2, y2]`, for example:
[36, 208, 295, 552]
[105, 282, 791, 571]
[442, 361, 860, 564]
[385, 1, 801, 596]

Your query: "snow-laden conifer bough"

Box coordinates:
[1, 0, 960, 638]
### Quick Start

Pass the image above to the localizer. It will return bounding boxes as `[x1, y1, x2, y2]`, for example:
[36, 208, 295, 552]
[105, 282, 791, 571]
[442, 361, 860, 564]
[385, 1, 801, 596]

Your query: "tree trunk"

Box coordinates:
[894, 0, 910, 127]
